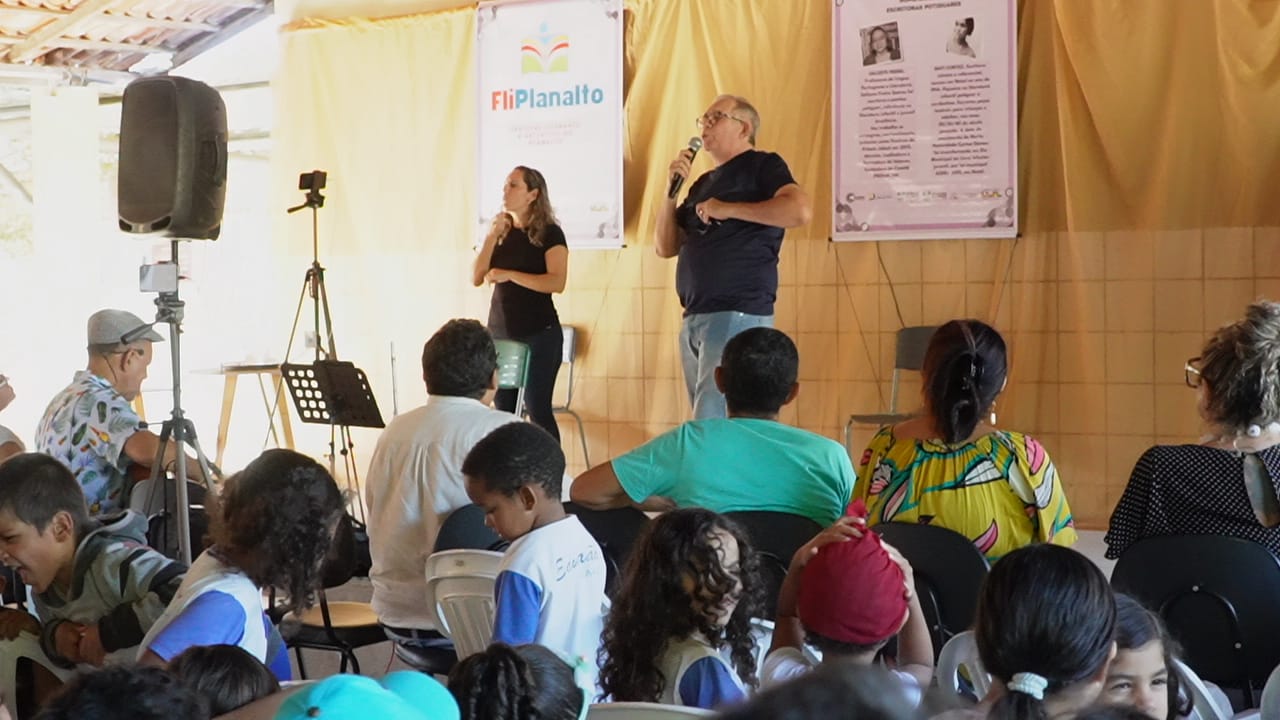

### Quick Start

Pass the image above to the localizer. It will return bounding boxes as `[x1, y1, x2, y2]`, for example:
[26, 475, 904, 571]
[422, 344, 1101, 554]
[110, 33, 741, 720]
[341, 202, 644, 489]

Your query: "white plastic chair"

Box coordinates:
[423, 549, 504, 661]
[1171, 659, 1232, 720]
[553, 325, 591, 467]
[1253, 662, 1280, 720]
[749, 617, 773, 677]
[586, 702, 716, 719]
[935, 630, 991, 701]
[0, 631, 74, 718]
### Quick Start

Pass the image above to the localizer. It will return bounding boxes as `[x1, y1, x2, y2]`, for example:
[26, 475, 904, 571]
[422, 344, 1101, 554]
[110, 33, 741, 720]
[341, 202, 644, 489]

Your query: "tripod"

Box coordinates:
[275, 171, 379, 520]
[142, 240, 219, 565]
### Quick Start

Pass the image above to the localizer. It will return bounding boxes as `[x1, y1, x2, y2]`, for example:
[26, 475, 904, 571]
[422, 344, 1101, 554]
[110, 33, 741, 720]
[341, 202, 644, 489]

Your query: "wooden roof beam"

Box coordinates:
[5, 0, 121, 64]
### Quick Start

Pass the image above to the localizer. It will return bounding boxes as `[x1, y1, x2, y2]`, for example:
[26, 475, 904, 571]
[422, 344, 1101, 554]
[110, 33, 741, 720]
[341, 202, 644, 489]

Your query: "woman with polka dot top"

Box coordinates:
[1106, 301, 1280, 559]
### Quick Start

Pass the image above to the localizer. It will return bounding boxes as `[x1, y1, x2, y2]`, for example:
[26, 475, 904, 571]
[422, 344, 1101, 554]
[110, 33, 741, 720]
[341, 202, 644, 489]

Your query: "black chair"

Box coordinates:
[722, 511, 823, 618]
[1111, 535, 1280, 708]
[278, 513, 387, 678]
[564, 502, 649, 598]
[873, 522, 990, 657]
[434, 504, 509, 553]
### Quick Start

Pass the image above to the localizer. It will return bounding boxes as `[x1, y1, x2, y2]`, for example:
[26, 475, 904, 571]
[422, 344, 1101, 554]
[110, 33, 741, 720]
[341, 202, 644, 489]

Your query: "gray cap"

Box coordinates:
[87, 309, 164, 348]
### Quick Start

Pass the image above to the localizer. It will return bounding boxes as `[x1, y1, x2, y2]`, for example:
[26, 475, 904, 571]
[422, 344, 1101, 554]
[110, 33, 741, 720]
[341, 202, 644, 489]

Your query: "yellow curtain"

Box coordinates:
[1018, 0, 1280, 230]
[273, 1, 1280, 529]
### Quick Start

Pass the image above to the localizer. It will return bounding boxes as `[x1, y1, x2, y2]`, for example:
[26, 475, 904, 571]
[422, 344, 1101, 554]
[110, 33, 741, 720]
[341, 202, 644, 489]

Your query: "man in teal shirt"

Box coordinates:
[570, 328, 855, 526]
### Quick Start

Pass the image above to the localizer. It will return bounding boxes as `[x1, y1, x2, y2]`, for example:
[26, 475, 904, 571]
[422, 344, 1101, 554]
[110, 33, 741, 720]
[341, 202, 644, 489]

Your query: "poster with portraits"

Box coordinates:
[477, 0, 623, 249]
[832, 0, 1017, 241]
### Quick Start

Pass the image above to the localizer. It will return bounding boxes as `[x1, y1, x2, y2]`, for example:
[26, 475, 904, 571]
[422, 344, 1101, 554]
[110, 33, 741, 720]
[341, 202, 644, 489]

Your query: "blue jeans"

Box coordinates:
[679, 311, 774, 420]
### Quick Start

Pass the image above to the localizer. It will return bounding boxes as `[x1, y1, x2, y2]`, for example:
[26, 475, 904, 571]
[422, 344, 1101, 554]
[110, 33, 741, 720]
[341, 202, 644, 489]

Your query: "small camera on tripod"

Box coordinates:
[289, 170, 328, 213]
[299, 171, 326, 192]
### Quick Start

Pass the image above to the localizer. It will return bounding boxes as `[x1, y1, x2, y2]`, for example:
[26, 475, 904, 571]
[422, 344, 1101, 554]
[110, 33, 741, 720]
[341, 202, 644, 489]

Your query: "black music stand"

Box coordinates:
[281, 360, 385, 429]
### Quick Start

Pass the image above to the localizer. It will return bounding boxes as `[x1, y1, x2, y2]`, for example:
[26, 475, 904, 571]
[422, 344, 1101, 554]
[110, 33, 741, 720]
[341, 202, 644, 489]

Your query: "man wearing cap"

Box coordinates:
[35, 309, 204, 516]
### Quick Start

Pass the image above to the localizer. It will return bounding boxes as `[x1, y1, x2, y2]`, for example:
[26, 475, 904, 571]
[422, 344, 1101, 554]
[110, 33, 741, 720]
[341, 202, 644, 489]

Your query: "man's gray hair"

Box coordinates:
[718, 94, 760, 145]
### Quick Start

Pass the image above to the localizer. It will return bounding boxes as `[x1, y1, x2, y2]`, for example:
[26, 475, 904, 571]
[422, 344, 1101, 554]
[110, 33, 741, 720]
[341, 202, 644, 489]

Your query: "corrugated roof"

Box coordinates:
[0, 0, 272, 79]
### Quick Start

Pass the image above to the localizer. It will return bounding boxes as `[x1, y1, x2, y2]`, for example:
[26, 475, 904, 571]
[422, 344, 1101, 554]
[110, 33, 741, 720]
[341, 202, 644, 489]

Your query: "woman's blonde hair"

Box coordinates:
[1200, 300, 1280, 432]
[514, 166, 558, 247]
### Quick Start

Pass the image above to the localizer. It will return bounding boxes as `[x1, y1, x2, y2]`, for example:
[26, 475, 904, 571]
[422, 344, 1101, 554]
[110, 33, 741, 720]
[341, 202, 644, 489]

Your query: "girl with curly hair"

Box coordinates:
[136, 449, 344, 680]
[598, 508, 762, 710]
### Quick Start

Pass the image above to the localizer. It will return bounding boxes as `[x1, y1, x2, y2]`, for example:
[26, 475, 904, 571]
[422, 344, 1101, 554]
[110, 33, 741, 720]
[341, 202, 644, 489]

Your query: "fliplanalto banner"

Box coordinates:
[477, 0, 624, 249]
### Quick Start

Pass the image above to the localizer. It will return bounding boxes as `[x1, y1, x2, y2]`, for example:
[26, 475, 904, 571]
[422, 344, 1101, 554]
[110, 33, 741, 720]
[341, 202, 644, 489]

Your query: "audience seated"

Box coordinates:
[0, 374, 24, 466]
[35, 309, 208, 516]
[448, 643, 585, 720]
[717, 660, 917, 720]
[599, 508, 762, 710]
[365, 319, 521, 648]
[137, 449, 344, 680]
[463, 423, 607, 679]
[571, 328, 855, 526]
[854, 319, 1076, 563]
[0, 453, 185, 707]
[932, 544, 1116, 720]
[169, 644, 280, 717]
[763, 501, 933, 704]
[1106, 301, 1280, 559]
[35, 665, 208, 720]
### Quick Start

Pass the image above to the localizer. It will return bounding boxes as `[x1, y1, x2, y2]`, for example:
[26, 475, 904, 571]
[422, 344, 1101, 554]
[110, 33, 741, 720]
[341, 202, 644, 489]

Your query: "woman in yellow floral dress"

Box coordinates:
[853, 320, 1076, 563]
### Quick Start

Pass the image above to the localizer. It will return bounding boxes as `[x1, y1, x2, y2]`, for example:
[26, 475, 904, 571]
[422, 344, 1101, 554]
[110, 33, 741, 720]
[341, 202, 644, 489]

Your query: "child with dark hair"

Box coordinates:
[1102, 594, 1230, 720]
[719, 659, 916, 720]
[463, 423, 606, 681]
[763, 501, 932, 703]
[0, 453, 185, 712]
[448, 643, 586, 720]
[137, 449, 345, 680]
[169, 643, 280, 716]
[572, 327, 854, 527]
[937, 544, 1116, 720]
[855, 319, 1075, 562]
[598, 508, 763, 710]
[35, 665, 208, 720]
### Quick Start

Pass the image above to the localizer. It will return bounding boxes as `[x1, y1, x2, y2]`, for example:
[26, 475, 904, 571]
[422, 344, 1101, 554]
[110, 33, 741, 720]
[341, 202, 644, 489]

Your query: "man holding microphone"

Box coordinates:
[654, 94, 812, 419]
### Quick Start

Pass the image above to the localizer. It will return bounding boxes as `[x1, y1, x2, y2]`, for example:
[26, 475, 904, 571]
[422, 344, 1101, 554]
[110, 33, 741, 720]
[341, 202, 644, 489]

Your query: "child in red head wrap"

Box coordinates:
[761, 500, 934, 705]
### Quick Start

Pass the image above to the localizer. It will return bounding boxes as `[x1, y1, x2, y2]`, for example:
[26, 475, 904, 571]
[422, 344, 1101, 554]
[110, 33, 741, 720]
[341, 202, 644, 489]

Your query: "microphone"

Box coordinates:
[668, 137, 702, 199]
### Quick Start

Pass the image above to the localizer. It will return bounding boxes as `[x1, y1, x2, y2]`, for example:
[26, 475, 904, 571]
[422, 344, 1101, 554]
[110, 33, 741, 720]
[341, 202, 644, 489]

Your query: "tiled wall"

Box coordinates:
[552, 228, 1280, 530]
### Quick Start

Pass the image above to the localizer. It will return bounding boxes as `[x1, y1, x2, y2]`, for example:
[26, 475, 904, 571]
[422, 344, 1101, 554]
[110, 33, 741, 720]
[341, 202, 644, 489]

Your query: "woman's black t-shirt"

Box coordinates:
[486, 223, 567, 339]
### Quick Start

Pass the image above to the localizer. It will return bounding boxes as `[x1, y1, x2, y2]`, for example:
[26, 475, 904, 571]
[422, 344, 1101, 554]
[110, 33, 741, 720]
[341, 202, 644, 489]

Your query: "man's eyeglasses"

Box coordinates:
[1185, 357, 1203, 388]
[695, 111, 745, 131]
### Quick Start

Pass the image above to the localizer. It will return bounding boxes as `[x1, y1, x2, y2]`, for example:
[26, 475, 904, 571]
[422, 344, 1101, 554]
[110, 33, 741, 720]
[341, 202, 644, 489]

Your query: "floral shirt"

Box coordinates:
[36, 371, 143, 515]
[854, 427, 1077, 563]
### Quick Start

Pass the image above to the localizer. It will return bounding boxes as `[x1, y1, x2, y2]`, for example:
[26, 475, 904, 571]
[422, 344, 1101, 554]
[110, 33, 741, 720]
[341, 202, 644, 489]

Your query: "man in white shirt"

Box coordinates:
[365, 319, 520, 644]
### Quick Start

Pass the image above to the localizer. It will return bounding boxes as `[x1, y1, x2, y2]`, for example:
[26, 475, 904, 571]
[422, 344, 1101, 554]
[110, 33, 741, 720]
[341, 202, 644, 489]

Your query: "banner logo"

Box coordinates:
[521, 22, 570, 73]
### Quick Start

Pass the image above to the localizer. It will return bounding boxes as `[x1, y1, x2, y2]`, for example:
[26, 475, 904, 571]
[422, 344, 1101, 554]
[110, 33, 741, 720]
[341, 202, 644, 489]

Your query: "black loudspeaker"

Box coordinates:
[118, 76, 227, 240]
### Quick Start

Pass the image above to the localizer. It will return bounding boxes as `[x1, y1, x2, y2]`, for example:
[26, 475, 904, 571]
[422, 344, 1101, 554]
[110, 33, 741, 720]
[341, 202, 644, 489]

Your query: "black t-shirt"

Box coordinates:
[674, 150, 797, 316]
[486, 224, 566, 339]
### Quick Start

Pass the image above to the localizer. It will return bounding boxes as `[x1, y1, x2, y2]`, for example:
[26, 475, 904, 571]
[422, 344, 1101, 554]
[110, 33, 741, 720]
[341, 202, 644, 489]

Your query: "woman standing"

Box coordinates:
[472, 166, 568, 441]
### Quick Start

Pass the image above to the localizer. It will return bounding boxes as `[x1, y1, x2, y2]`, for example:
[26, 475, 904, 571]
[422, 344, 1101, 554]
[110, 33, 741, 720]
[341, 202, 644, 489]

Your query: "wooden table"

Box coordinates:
[215, 363, 295, 468]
